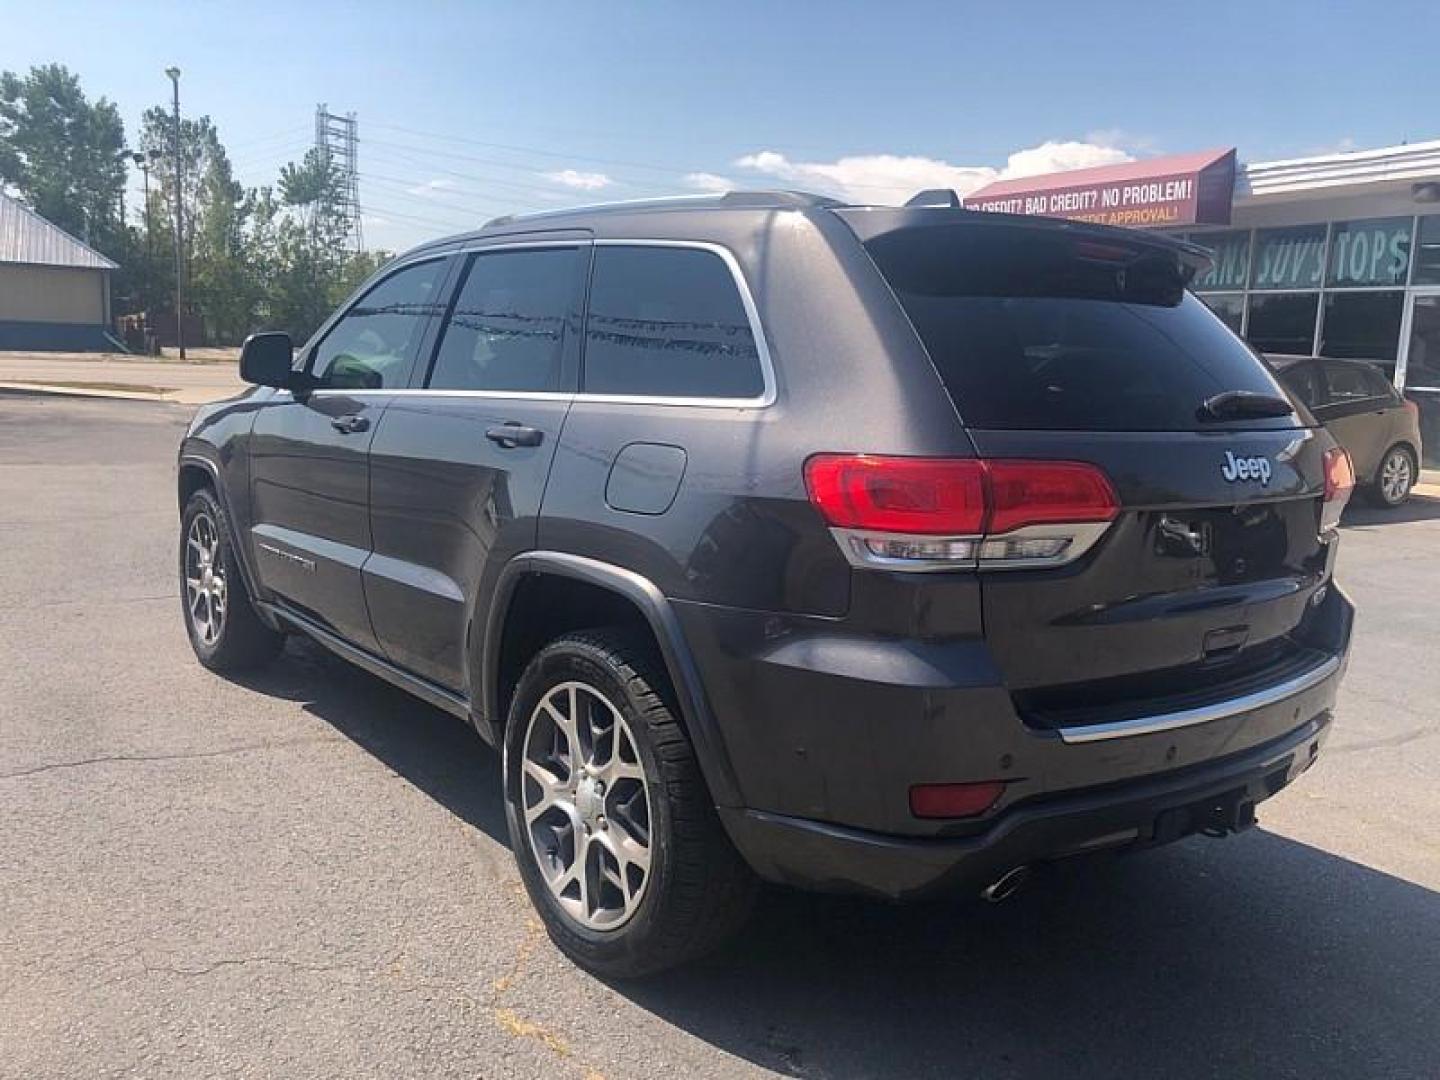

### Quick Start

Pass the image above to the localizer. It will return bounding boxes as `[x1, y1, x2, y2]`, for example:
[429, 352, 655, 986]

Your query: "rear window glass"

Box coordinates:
[863, 224, 1296, 431]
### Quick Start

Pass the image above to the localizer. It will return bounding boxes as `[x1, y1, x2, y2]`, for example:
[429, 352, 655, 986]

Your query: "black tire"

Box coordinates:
[504, 628, 757, 978]
[1366, 443, 1417, 508]
[179, 487, 284, 672]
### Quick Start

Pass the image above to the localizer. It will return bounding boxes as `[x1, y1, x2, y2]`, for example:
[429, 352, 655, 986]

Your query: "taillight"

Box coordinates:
[986, 461, 1121, 533]
[1321, 445, 1354, 532]
[804, 455, 1119, 570]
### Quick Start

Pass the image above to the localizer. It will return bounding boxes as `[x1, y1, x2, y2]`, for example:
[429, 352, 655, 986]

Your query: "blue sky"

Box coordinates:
[3, 0, 1436, 249]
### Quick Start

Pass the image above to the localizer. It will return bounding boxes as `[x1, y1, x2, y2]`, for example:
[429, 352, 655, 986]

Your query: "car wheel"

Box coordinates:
[1368, 444, 1416, 508]
[180, 488, 284, 671]
[504, 628, 757, 978]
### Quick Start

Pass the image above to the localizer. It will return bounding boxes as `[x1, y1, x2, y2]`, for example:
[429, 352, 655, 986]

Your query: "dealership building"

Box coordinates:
[965, 139, 1440, 463]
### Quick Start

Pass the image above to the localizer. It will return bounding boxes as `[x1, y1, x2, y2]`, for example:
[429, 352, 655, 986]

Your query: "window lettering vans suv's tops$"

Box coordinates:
[177, 191, 1355, 977]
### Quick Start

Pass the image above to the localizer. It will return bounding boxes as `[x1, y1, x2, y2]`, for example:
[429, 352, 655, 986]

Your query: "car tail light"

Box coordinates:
[909, 780, 1006, 819]
[1403, 396, 1420, 418]
[1321, 445, 1354, 532]
[804, 455, 1118, 571]
[802, 456, 986, 535]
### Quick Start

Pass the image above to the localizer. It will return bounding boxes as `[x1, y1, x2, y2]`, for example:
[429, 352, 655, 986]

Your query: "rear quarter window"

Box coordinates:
[582, 245, 765, 400]
[863, 223, 1297, 432]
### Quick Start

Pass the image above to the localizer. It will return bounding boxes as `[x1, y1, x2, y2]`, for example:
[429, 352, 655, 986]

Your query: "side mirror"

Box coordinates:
[239, 331, 296, 389]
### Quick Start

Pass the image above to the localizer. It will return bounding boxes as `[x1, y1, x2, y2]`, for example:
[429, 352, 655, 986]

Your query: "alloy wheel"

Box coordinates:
[184, 512, 228, 646]
[1381, 449, 1413, 504]
[520, 680, 652, 931]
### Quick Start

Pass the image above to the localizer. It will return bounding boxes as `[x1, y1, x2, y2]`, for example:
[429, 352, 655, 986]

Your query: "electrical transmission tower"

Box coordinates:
[315, 104, 363, 252]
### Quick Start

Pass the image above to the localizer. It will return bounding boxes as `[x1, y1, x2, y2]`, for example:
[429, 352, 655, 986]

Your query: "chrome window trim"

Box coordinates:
[1055, 654, 1341, 744]
[576, 239, 776, 409]
[305, 239, 776, 409]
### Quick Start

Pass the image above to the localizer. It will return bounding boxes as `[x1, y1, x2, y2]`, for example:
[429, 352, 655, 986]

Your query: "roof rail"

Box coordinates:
[483, 189, 843, 229]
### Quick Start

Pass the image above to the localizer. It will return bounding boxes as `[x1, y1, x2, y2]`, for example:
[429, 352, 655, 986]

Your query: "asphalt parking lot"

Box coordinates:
[3, 393, 1439, 1079]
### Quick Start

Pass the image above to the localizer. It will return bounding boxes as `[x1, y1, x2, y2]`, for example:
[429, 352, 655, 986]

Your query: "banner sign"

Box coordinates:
[964, 148, 1237, 229]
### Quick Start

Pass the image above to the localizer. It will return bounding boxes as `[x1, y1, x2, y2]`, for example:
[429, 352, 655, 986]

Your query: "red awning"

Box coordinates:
[963, 148, 1237, 229]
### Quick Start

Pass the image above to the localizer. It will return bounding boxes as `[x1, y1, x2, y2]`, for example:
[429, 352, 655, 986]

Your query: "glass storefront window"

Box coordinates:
[1413, 216, 1440, 285]
[1404, 295, 1440, 390]
[1199, 292, 1244, 334]
[1252, 225, 1327, 290]
[1320, 291, 1404, 378]
[1246, 292, 1318, 355]
[1326, 218, 1412, 287]
[1190, 231, 1251, 292]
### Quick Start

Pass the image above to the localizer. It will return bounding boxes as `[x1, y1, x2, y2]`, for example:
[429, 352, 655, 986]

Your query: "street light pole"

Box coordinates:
[131, 152, 153, 257]
[165, 66, 186, 361]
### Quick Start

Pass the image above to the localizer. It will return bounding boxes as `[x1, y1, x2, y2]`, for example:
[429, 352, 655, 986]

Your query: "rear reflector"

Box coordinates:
[805, 455, 1119, 569]
[1321, 446, 1355, 532]
[909, 780, 1006, 819]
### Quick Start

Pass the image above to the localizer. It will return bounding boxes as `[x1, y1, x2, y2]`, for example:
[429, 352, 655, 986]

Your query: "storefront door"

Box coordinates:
[1399, 290, 1440, 466]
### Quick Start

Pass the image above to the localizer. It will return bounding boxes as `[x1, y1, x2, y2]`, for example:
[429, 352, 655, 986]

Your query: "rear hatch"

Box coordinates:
[847, 212, 1342, 733]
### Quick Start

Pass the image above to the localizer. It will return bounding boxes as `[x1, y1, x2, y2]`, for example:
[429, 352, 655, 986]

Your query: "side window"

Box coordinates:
[427, 247, 582, 392]
[1281, 362, 1324, 408]
[1324, 361, 1380, 404]
[311, 259, 447, 390]
[582, 245, 765, 400]
[1361, 365, 1398, 400]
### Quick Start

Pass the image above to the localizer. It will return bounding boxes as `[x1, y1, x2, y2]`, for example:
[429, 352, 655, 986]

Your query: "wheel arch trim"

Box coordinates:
[482, 551, 743, 808]
[178, 450, 273, 629]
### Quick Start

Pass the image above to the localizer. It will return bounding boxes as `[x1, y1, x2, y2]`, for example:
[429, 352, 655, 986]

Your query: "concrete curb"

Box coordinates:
[0, 381, 179, 402]
[0, 382, 238, 405]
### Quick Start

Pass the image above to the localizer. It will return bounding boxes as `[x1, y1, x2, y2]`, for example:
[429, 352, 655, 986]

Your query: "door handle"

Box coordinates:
[330, 414, 371, 434]
[486, 423, 544, 448]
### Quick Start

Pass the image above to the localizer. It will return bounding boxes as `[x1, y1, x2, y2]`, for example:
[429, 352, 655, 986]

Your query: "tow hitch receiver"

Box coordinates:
[1198, 795, 1257, 838]
[1154, 787, 1259, 844]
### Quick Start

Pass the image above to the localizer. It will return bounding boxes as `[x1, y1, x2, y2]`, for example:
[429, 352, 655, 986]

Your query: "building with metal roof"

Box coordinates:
[0, 189, 119, 351]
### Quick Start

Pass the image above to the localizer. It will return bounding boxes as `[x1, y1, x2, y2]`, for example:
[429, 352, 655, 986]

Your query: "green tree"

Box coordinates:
[0, 63, 127, 248]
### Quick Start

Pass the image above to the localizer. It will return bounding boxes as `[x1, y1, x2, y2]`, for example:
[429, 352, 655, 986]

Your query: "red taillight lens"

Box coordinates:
[1321, 445, 1355, 533]
[909, 780, 1006, 819]
[1323, 445, 1355, 503]
[804, 456, 1118, 537]
[986, 461, 1120, 534]
[803, 455, 987, 535]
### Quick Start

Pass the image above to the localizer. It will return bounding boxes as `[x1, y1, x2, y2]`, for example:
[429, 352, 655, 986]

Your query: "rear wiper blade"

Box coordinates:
[1198, 390, 1294, 422]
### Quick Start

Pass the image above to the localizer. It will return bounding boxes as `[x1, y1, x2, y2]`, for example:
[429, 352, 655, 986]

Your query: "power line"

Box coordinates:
[363, 151, 629, 202]
[369, 121, 716, 177]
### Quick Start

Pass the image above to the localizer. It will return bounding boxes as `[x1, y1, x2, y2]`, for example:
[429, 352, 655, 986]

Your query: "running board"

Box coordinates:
[259, 601, 474, 725]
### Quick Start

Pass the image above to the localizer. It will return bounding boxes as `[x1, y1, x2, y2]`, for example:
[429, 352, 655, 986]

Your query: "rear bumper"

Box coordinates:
[720, 708, 1331, 900]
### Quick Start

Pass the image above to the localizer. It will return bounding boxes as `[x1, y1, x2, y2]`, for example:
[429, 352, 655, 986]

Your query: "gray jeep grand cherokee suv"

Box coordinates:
[177, 191, 1355, 976]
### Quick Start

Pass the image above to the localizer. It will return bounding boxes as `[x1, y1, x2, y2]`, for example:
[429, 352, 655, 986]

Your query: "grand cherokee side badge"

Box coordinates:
[1220, 450, 1271, 485]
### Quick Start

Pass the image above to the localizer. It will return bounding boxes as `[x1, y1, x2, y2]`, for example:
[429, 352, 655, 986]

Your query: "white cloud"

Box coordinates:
[405, 178, 456, 197]
[684, 171, 733, 193]
[542, 169, 613, 191]
[733, 139, 1135, 206]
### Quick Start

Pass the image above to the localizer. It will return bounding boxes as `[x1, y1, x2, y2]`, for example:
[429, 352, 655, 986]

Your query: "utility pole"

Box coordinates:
[166, 66, 186, 361]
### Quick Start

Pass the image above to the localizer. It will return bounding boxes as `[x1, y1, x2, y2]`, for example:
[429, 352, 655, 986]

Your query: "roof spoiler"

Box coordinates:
[904, 189, 962, 208]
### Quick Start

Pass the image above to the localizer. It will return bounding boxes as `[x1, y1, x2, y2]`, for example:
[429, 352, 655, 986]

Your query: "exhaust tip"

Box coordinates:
[980, 865, 1032, 903]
